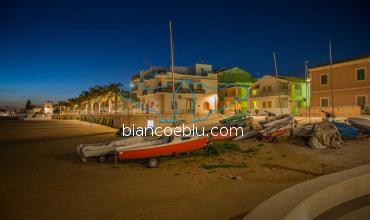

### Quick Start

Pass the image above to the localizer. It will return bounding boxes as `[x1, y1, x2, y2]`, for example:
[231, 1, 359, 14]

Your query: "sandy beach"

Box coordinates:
[0, 120, 369, 220]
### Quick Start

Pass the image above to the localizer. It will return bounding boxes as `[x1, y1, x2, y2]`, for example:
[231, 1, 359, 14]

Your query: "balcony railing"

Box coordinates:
[251, 90, 289, 98]
[154, 87, 205, 94]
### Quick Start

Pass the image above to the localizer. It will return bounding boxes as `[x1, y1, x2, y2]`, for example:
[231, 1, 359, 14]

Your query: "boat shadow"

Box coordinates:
[43, 152, 83, 164]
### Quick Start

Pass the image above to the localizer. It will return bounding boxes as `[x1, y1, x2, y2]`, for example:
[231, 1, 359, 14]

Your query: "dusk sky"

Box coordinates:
[1, 0, 370, 107]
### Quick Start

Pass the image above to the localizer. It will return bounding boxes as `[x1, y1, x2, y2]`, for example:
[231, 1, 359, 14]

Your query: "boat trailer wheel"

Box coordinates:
[146, 158, 159, 168]
[270, 137, 278, 143]
[206, 147, 218, 156]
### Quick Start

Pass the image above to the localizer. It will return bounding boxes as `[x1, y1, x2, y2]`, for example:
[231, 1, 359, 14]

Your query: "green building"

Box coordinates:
[217, 67, 256, 114]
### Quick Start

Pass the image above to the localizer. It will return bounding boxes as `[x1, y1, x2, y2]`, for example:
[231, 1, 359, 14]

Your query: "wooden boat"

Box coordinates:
[292, 124, 314, 137]
[347, 118, 370, 132]
[233, 130, 259, 140]
[76, 136, 144, 162]
[259, 114, 291, 127]
[257, 116, 294, 143]
[116, 135, 211, 167]
[333, 122, 359, 139]
[219, 113, 251, 128]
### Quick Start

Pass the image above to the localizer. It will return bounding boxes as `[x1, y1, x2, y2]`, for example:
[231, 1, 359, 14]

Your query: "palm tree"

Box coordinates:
[78, 91, 90, 114]
[105, 83, 122, 113]
[88, 86, 102, 114]
[120, 89, 131, 113]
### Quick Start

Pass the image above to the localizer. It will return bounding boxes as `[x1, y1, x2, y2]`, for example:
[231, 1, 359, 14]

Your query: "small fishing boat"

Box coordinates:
[258, 116, 294, 143]
[292, 124, 314, 137]
[347, 118, 370, 132]
[76, 136, 144, 162]
[233, 130, 259, 140]
[116, 135, 211, 167]
[259, 114, 291, 127]
[333, 122, 359, 139]
[219, 113, 251, 128]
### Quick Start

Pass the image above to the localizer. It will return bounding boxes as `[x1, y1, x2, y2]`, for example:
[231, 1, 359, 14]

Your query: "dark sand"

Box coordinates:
[0, 120, 369, 220]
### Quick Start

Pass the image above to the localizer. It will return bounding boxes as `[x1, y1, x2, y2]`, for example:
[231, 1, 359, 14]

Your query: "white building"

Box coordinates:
[43, 101, 54, 114]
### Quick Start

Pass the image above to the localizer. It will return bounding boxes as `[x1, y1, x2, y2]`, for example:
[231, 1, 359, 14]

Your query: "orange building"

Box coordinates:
[308, 55, 370, 116]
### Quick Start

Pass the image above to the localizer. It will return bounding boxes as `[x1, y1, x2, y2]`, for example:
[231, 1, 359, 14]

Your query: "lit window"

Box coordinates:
[320, 74, 328, 85]
[356, 68, 366, 81]
[321, 98, 329, 107]
[252, 100, 257, 109]
[252, 90, 257, 96]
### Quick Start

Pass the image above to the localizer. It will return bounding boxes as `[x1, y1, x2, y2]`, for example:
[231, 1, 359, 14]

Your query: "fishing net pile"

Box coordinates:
[309, 122, 343, 149]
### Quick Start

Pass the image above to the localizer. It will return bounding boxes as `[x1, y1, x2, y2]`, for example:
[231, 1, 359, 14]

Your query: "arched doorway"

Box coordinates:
[203, 102, 210, 111]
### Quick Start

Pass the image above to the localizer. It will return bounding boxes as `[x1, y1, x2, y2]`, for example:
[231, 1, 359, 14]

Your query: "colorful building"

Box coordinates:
[131, 64, 218, 120]
[249, 75, 309, 115]
[308, 55, 370, 116]
[216, 67, 256, 115]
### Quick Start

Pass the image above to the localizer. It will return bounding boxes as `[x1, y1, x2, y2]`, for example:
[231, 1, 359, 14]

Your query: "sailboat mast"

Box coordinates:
[169, 20, 176, 125]
[329, 41, 334, 115]
[304, 61, 311, 123]
[273, 51, 283, 115]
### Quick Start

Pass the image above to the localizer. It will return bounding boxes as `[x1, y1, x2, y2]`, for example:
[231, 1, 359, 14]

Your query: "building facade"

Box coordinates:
[308, 55, 370, 116]
[131, 64, 218, 120]
[217, 67, 256, 115]
[43, 101, 54, 114]
[249, 75, 308, 115]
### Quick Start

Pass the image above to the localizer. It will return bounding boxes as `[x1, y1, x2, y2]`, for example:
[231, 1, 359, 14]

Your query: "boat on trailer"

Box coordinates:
[347, 118, 370, 133]
[76, 136, 145, 162]
[116, 135, 211, 168]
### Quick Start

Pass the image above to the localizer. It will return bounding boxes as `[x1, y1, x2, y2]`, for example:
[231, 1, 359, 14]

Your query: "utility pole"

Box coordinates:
[169, 20, 176, 126]
[273, 51, 283, 115]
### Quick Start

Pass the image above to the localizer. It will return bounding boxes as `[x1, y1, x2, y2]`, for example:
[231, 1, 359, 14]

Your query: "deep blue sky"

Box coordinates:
[1, 0, 370, 107]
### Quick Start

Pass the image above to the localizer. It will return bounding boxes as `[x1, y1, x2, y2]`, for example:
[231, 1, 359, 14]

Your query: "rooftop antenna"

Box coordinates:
[169, 20, 176, 126]
[329, 41, 334, 116]
[273, 51, 283, 115]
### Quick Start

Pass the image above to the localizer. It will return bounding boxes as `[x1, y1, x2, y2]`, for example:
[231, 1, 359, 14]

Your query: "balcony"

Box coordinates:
[153, 87, 205, 94]
[251, 90, 289, 98]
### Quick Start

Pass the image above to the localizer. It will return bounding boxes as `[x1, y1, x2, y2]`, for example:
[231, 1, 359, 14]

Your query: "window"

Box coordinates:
[262, 101, 267, 108]
[267, 86, 272, 95]
[252, 89, 257, 96]
[252, 100, 257, 109]
[321, 97, 329, 107]
[268, 101, 272, 108]
[356, 68, 366, 81]
[357, 96, 366, 108]
[320, 74, 328, 85]
[295, 84, 302, 96]
[262, 87, 267, 96]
